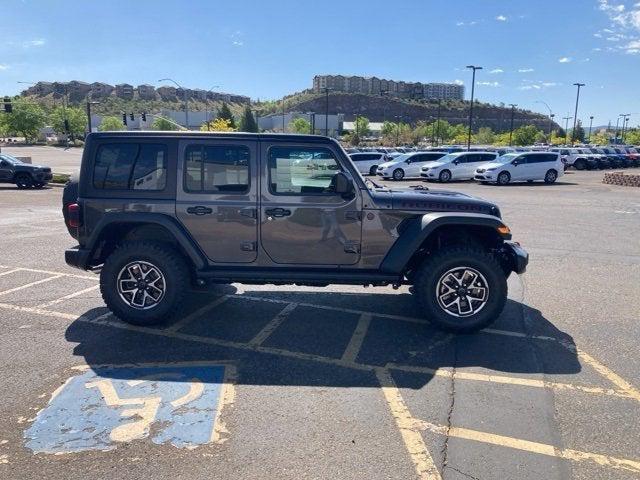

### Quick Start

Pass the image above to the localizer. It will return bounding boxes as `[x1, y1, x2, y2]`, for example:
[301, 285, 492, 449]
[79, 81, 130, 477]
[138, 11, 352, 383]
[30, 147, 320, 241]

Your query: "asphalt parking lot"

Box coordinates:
[0, 169, 639, 480]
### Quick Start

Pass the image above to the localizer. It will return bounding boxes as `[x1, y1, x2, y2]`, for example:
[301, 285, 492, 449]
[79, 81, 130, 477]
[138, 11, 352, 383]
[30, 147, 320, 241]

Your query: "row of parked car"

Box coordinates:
[347, 144, 638, 185]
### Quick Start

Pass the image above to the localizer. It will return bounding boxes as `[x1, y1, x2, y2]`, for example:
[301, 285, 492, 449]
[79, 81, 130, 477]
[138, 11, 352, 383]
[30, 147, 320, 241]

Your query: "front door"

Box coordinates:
[259, 143, 362, 265]
[175, 140, 258, 264]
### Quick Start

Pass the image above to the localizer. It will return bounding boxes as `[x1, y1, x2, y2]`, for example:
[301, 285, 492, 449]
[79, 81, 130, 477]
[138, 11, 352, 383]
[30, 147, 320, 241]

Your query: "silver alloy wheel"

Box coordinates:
[439, 170, 451, 182]
[498, 172, 510, 185]
[545, 170, 557, 182]
[435, 266, 489, 317]
[393, 169, 404, 180]
[117, 261, 166, 310]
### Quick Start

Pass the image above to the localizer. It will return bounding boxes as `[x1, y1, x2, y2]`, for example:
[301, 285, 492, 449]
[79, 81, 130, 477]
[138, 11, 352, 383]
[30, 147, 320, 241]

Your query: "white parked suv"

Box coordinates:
[376, 151, 447, 180]
[420, 151, 498, 182]
[549, 147, 594, 170]
[474, 152, 564, 185]
[348, 152, 390, 175]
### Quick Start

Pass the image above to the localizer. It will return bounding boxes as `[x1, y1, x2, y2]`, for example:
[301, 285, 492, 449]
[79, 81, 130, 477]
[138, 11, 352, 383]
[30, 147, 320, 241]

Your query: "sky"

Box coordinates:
[1, 0, 639, 127]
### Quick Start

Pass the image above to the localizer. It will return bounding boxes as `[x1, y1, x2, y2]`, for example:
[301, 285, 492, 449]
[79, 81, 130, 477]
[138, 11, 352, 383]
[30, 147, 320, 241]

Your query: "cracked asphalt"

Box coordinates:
[0, 157, 639, 479]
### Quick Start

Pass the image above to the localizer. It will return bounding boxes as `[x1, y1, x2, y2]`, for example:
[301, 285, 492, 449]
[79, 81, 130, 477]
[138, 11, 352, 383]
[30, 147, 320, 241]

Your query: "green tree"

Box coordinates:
[354, 116, 370, 138]
[99, 116, 126, 131]
[289, 117, 311, 134]
[590, 130, 610, 145]
[475, 127, 495, 145]
[624, 128, 640, 145]
[238, 106, 258, 132]
[152, 117, 180, 131]
[512, 125, 542, 146]
[2, 98, 46, 143]
[571, 120, 586, 143]
[217, 103, 236, 129]
[49, 106, 86, 139]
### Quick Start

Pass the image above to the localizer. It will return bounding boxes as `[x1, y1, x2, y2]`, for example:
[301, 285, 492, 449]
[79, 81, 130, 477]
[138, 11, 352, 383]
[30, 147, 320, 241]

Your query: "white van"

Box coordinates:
[474, 152, 564, 185]
[376, 151, 447, 180]
[348, 152, 390, 176]
[420, 151, 498, 182]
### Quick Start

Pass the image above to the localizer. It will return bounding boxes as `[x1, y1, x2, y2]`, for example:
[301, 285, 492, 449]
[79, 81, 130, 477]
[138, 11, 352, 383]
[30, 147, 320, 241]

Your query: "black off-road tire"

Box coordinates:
[100, 241, 190, 326]
[497, 171, 511, 185]
[33, 182, 46, 189]
[574, 159, 586, 170]
[412, 246, 508, 333]
[15, 173, 33, 189]
[392, 168, 405, 181]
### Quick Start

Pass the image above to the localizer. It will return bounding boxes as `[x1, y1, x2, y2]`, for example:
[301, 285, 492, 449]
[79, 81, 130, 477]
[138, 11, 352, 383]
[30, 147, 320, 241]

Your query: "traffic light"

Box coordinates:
[3, 97, 12, 113]
[129, 113, 134, 121]
[122, 113, 127, 126]
[141, 112, 146, 122]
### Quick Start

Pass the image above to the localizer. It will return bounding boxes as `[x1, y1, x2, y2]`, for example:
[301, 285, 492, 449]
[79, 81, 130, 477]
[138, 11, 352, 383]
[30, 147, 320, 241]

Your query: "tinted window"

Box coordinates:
[184, 145, 249, 193]
[94, 143, 167, 190]
[480, 154, 497, 162]
[560, 150, 570, 155]
[269, 147, 341, 195]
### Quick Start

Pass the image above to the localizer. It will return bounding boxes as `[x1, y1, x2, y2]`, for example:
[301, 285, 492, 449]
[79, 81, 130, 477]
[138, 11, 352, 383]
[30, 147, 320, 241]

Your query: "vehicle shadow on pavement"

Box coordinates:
[64, 288, 581, 390]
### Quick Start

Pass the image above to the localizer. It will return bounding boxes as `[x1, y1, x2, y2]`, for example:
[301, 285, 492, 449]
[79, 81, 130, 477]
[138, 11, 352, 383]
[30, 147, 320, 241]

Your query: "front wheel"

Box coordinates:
[100, 241, 189, 326]
[15, 173, 33, 189]
[438, 169, 452, 182]
[544, 169, 558, 184]
[412, 246, 508, 333]
[497, 171, 511, 185]
[369, 165, 378, 176]
[392, 168, 405, 181]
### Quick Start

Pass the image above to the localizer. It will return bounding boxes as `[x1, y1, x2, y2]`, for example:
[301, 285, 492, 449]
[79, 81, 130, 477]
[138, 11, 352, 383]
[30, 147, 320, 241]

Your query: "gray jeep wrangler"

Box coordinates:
[63, 132, 528, 333]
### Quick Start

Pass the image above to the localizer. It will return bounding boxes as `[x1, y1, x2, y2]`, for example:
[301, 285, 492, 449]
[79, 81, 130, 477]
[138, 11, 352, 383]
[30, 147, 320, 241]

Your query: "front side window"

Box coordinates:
[93, 143, 167, 190]
[269, 146, 341, 195]
[184, 145, 250, 193]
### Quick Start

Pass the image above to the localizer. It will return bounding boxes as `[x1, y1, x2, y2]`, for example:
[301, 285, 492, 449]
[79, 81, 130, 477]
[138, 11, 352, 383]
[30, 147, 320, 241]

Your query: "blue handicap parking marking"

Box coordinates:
[25, 363, 228, 453]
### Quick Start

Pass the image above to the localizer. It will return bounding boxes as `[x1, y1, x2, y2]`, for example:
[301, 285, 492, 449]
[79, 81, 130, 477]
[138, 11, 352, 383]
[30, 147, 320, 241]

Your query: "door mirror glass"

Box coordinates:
[333, 172, 354, 197]
[511, 160, 519, 166]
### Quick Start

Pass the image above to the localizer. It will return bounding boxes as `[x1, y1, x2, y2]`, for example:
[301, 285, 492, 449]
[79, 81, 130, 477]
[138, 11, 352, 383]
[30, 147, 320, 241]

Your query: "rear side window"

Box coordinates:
[93, 143, 167, 190]
[268, 146, 341, 195]
[184, 145, 250, 193]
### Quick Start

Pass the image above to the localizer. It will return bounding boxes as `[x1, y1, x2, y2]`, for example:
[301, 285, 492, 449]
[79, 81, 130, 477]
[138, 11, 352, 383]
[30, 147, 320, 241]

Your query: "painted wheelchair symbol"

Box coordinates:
[25, 363, 233, 453]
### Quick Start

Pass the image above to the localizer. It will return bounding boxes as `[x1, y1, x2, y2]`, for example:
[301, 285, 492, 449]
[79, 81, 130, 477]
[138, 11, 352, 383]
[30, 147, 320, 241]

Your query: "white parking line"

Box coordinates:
[341, 313, 372, 362]
[39, 285, 100, 308]
[0, 275, 63, 297]
[0, 265, 97, 281]
[249, 303, 298, 346]
[164, 295, 230, 333]
[0, 268, 21, 277]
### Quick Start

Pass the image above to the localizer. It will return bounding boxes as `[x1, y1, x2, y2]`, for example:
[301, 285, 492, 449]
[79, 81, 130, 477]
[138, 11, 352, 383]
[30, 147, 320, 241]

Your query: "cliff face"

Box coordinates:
[287, 92, 558, 133]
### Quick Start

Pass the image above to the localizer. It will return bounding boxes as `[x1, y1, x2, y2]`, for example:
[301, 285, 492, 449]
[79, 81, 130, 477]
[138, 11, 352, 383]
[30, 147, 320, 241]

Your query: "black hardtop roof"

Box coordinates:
[88, 131, 338, 144]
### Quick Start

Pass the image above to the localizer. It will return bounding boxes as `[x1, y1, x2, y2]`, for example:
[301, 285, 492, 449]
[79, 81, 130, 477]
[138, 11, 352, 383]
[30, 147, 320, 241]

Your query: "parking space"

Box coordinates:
[1, 171, 639, 479]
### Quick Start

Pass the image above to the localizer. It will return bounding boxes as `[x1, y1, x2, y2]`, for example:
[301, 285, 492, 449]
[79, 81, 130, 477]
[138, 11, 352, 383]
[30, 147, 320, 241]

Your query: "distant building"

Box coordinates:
[137, 84, 156, 100]
[157, 86, 178, 101]
[90, 82, 113, 98]
[312, 74, 464, 101]
[115, 83, 134, 99]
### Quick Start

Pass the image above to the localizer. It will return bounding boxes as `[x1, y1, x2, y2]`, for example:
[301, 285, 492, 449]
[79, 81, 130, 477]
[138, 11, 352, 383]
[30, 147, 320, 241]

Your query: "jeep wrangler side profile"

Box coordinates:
[63, 132, 528, 333]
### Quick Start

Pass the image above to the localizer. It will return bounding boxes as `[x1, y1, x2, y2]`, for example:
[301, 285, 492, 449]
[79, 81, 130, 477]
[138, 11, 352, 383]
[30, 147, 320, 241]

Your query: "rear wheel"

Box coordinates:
[15, 173, 33, 189]
[497, 171, 511, 185]
[544, 169, 558, 184]
[412, 246, 508, 333]
[438, 169, 452, 182]
[33, 182, 45, 189]
[392, 168, 405, 181]
[574, 159, 586, 170]
[100, 241, 189, 326]
[369, 165, 378, 176]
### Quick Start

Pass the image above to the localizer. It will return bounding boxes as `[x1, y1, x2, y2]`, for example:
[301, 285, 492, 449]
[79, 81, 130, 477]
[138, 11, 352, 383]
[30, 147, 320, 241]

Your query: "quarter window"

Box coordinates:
[93, 143, 167, 190]
[269, 147, 341, 195]
[184, 145, 250, 193]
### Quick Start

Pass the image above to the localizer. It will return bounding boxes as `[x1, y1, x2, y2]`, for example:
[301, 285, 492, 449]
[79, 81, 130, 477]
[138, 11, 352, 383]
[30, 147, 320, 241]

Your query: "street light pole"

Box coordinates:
[621, 115, 631, 143]
[588, 116, 594, 143]
[571, 83, 585, 145]
[509, 104, 517, 146]
[466, 65, 483, 151]
[562, 116, 573, 144]
[282, 99, 286, 132]
[549, 114, 556, 141]
[159, 78, 189, 129]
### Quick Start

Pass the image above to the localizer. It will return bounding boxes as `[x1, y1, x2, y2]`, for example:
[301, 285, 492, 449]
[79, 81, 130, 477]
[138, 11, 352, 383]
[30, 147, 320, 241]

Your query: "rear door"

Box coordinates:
[259, 142, 362, 266]
[0, 158, 12, 181]
[175, 139, 258, 264]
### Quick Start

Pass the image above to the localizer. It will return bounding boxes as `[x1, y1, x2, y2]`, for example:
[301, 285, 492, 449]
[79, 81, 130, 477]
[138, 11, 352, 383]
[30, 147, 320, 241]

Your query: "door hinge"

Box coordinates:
[344, 241, 361, 254]
[240, 241, 257, 252]
[345, 211, 363, 221]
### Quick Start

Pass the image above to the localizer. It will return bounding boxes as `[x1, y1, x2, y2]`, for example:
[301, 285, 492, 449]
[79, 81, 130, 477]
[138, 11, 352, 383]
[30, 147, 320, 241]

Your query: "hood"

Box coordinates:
[377, 159, 402, 169]
[421, 161, 446, 169]
[369, 187, 501, 218]
[476, 161, 508, 170]
[15, 163, 50, 170]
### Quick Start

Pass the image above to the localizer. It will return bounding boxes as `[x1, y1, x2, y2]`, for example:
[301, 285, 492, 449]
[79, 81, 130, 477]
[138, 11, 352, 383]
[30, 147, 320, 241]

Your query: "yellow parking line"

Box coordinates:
[574, 348, 640, 402]
[341, 313, 372, 362]
[39, 285, 100, 308]
[0, 275, 63, 297]
[248, 302, 298, 346]
[164, 295, 230, 333]
[418, 420, 640, 474]
[376, 368, 442, 480]
[386, 363, 632, 399]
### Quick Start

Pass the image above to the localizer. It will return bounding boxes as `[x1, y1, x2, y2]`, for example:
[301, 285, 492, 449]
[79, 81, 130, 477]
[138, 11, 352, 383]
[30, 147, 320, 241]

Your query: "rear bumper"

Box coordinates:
[502, 241, 529, 274]
[65, 246, 92, 270]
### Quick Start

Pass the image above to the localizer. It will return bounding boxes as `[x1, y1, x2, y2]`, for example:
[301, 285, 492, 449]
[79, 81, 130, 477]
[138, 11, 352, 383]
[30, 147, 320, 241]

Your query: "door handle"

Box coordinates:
[186, 206, 213, 215]
[265, 208, 291, 218]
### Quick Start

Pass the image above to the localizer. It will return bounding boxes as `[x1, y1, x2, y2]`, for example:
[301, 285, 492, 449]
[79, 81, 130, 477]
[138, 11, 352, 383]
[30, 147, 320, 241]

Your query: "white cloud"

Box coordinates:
[558, 56, 572, 63]
[476, 81, 501, 87]
[518, 68, 535, 73]
[23, 39, 45, 47]
[518, 80, 561, 90]
[0, 64, 9, 70]
[489, 68, 504, 74]
[453, 79, 464, 85]
[456, 20, 478, 27]
[496, 15, 508, 21]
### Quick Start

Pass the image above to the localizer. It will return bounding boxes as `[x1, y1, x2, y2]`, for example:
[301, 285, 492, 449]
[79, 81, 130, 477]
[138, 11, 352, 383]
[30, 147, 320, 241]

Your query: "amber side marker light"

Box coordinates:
[496, 225, 511, 236]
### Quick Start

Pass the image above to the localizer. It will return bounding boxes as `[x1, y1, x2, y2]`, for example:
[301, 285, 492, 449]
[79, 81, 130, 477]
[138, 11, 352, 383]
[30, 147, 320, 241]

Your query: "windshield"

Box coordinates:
[0, 154, 22, 164]
[491, 153, 518, 163]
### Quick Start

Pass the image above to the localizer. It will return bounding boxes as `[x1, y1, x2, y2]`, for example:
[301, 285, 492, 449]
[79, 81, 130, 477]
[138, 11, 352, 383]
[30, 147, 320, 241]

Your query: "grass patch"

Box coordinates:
[52, 173, 71, 184]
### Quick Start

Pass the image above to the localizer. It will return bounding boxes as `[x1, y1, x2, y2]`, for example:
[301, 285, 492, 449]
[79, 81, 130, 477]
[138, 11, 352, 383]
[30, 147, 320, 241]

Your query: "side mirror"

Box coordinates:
[511, 160, 519, 166]
[405, 159, 411, 164]
[453, 160, 459, 165]
[334, 172, 354, 197]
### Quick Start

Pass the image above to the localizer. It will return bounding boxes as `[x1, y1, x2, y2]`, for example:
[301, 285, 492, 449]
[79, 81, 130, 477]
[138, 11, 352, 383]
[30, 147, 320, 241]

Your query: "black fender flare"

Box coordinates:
[84, 212, 207, 269]
[379, 212, 510, 274]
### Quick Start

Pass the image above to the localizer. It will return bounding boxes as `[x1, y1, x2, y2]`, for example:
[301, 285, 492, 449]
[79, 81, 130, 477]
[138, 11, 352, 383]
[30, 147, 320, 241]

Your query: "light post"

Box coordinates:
[534, 100, 554, 141]
[588, 116, 594, 143]
[282, 99, 286, 132]
[509, 104, 517, 146]
[466, 65, 483, 151]
[621, 114, 631, 143]
[562, 116, 573, 145]
[549, 114, 556, 142]
[322, 87, 332, 136]
[204, 85, 221, 131]
[159, 78, 189, 129]
[571, 83, 585, 145]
